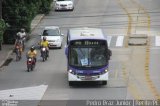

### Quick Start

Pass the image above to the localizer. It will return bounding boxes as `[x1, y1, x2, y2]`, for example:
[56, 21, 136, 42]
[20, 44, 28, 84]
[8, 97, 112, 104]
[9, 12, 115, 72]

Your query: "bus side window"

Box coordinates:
[71, 49, 78, 65]
[65, 46, 68, 56]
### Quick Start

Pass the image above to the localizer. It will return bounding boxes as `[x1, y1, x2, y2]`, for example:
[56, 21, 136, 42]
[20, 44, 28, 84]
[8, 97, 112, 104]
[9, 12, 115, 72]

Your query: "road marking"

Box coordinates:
[114, 70, 118, 79]
[117, 0, 132, 36]
[116, 36, 124, 47]
[155, 36, 160, 46]
[121, 62, 143, 99]
[117, 0, 132, 48]
[132, 0, 160, 100]
[117, 0, 143, 99]
[106, 36, 112, 47]
[131, 0, 151, 32]
[0, 85, 48, 100]
[117, 0, 157, 100]
[128, 83, 142, 99]
[118, 0, 160, 100]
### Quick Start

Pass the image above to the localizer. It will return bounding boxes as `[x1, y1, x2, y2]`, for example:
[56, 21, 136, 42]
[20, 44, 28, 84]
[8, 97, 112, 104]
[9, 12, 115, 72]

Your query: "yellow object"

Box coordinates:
[28, 50, 37, 58]
[40, 41, 49, 47]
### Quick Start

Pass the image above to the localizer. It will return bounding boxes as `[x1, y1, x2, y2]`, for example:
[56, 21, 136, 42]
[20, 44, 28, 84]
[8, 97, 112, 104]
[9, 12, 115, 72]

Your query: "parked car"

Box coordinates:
[54, 0, 74, 11]
[40, 26, 64, 49]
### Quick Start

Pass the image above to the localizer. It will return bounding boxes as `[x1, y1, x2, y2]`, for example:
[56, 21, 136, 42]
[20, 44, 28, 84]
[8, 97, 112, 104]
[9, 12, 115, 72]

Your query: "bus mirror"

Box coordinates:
[108, 49, 112, 56]
[65, 45, 68, 56]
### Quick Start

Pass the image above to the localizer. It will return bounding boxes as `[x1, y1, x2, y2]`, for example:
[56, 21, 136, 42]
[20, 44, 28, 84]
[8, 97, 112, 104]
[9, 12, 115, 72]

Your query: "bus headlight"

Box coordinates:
[105, 69, 108, 73]
[69, 69, 72, 73]
[69, 69, 76, 75]
[100, 69, 108, 75]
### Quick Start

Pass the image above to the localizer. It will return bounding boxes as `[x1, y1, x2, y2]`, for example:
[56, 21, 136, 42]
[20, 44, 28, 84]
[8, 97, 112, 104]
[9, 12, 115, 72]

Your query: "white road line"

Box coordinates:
[155, 36, 160, 46]
[114, 70, 118, 79]
[106, 36, 112, 47]
[0, 85, 48, 100]
[116, 36, 124, 47]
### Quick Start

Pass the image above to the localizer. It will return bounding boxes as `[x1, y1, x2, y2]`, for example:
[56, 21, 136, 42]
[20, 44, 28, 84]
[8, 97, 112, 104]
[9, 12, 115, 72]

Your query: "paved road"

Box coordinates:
[0, 0, 160, 105]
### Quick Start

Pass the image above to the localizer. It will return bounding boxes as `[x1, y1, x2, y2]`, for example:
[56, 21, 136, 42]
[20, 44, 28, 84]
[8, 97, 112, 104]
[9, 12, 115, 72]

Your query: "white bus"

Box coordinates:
[65, 27, 111, 86]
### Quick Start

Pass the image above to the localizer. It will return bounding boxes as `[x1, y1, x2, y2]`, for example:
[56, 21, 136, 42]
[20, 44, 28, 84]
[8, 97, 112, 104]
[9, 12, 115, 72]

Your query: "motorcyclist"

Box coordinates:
[40, 36, 49, 57]
[14, 40, 23, 57]
[14, 35, 21, 46]
[27, 46, 37, 64]
[17, 28, 26, 39]
[16, 28, 26, 50]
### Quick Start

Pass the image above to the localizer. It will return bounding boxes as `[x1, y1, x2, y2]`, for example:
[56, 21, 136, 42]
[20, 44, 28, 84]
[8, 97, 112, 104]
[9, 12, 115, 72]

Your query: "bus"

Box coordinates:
[65, 27, 112, 86]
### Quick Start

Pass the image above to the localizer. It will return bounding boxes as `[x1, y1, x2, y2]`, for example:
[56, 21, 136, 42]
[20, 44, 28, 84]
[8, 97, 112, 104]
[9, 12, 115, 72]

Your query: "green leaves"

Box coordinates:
[3, 0, 53, 32]
[0, 19, 6, 31]
[0, 19, 6, 41]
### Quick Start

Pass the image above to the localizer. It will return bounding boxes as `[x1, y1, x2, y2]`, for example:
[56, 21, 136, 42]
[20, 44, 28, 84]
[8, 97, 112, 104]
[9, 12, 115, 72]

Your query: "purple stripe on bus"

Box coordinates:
[69, 65, 108, 75]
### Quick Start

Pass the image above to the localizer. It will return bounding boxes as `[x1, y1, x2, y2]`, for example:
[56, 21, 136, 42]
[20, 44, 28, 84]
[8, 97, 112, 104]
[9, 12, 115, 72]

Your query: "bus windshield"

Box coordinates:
[69, 46, 107, 68]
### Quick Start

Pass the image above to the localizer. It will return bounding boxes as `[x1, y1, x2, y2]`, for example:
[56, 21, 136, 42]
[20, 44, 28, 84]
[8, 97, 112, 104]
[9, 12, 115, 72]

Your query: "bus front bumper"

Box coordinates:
[68, 72, 108, 81]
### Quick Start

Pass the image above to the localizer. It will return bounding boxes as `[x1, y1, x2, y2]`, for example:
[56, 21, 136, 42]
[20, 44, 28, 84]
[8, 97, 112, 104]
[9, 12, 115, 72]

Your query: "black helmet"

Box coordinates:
[32, 46, 35, 49]
[43, 36, 47, 41]
[30, 46, 34, 51]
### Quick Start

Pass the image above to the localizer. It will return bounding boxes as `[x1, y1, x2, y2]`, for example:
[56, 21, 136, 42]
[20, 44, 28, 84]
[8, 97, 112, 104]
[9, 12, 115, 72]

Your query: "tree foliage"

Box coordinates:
[0, 19, 6, 41]
[2, 0, 52, 32]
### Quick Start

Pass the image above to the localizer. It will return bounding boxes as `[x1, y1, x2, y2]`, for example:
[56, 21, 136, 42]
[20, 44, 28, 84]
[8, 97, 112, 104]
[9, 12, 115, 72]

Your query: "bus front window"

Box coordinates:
[69, 47, 107, 67]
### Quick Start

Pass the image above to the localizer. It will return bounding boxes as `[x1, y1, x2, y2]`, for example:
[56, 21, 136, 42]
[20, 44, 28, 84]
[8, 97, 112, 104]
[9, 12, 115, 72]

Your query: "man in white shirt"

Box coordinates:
[15, 28, 27, 51]
[17, 28, 26, 39]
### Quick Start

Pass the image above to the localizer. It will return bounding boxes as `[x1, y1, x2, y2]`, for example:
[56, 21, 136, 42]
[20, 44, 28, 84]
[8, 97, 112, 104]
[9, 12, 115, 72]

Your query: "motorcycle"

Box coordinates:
[19, 38, 25, 51]
[15, 45, 21, 61]
[27, 57, 35, 72]
[41, 47, 48, 62]
[16, 35, 26, 51]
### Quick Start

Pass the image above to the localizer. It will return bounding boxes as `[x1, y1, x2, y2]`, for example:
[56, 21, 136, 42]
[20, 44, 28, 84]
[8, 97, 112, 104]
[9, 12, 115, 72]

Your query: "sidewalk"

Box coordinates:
[0, 14, 45, 69]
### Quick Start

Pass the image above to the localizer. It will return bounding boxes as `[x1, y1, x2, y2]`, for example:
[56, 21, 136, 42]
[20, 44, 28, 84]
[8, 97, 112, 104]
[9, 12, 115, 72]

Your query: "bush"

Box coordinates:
[3, 27, 17, 44]
[39, 0, 53, 14]
[0, 19, 7, 42]
[2, 0, 53, 33]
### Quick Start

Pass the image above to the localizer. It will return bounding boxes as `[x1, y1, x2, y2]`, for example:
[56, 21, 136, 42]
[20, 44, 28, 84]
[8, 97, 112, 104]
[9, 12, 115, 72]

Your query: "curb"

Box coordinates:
[0, 14, 45, 68]
[0, 50, 13, 68]
[30, 14, 45, 32]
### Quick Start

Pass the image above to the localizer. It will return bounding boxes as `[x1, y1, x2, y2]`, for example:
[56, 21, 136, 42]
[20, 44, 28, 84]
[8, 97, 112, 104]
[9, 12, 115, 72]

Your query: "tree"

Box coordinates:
[0, 19, 6, 50]
[2, 0, 53, 44]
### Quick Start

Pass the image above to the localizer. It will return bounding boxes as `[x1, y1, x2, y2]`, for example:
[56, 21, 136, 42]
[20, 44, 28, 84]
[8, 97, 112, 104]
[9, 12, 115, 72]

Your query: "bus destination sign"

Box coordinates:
[71, 40, 105, 46]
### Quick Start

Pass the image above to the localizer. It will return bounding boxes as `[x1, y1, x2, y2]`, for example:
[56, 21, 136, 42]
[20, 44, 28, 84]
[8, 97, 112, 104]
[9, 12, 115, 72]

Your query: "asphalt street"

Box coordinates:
[0, 0, 160, 106]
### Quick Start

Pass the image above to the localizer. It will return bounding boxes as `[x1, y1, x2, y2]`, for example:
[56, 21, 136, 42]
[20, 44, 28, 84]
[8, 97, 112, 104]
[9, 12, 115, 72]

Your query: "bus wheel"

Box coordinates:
[102, 81, 107, 85]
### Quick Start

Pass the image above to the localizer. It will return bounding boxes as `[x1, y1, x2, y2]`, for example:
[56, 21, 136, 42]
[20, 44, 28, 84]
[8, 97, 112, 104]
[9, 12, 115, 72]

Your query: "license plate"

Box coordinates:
[28, 62, 32, 64]
[85, 76, 92, 80]
[49, 43, 54, 45]
[62, 7, 66, 9]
